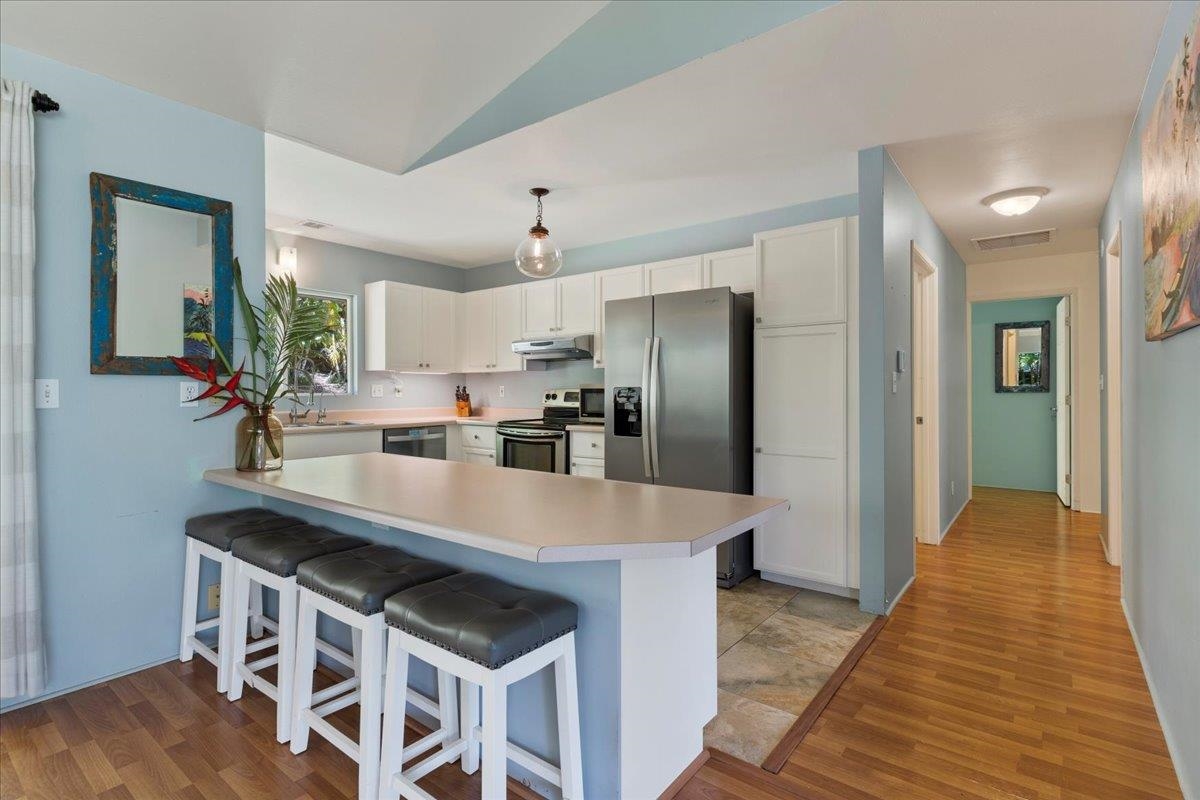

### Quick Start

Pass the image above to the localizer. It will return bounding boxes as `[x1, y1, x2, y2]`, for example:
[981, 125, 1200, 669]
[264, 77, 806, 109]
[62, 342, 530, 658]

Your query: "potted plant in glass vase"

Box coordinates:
[171, 259, 326, 471]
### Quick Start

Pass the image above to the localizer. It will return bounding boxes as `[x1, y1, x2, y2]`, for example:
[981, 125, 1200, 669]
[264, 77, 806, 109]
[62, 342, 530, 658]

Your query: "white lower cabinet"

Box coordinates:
[459, 424, 495, 453]
[462, 448, 496, 466]
[570, 456, 605, 478]
[285, 430, 382, 460]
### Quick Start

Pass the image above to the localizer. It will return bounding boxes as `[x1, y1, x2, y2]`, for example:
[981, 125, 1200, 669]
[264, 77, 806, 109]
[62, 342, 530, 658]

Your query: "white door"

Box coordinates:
[421, 288, 457, 371]
[557, 273, 595, 334]
[593, 265, 644, 367]
[1055, 296, 1072, 506]
[522, 280, 558, 336]
[644, 256, 702, 296]
[754, 218, 846, 327]
[702, 247, 755, 294]
[461, 289, 495, 372]
[492, 284, 524, 372]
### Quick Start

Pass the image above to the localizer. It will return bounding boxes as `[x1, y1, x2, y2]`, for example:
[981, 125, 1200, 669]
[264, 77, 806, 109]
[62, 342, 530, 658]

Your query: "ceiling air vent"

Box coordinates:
[972, 228, 1056, 252]
[298, 219, 331, 230]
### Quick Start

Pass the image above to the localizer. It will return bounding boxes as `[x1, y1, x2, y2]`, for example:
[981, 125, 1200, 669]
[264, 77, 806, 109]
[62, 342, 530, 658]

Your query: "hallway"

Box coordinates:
[683, 488, 1183, 799]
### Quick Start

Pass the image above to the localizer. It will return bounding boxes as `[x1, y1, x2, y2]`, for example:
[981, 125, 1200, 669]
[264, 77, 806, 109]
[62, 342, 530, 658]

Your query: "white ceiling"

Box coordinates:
[3, 1, 1169, 268]
[0, 0, 604, 173]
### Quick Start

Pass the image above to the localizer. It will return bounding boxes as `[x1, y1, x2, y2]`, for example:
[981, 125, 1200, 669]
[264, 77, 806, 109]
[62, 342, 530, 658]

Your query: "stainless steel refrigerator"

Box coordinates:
[604, 287, 754, 587]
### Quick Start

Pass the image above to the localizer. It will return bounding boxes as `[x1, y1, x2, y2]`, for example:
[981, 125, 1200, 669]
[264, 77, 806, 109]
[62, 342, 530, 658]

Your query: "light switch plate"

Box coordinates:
[34, 379, 59, 408]
[370, 383, 384, 398]
[393, 382, 403, 398]
[180, 381, 200, 407]
[498, 385, 505, 398]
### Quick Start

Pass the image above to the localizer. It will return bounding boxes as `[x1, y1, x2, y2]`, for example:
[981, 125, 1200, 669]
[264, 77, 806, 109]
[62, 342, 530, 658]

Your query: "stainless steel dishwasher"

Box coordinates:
[382, 425, 446, 459]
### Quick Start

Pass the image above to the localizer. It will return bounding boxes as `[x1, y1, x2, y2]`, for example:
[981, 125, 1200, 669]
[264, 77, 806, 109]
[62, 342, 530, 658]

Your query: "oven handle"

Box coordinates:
[649, 335, 662, 479]
[641, 337, 653, 478]
[385, 433, 446, 443]
[497, 431, 566, 442]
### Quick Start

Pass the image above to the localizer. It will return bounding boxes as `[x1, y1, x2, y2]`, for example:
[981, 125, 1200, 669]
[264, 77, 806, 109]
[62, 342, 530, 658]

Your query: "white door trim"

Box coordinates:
[1104, 226, 1123, 566]
[911, 242, 940, 546]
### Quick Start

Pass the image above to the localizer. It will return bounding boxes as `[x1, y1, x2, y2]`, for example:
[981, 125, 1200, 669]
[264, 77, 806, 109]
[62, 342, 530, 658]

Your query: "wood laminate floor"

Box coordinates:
[0, 488, 1183, 799]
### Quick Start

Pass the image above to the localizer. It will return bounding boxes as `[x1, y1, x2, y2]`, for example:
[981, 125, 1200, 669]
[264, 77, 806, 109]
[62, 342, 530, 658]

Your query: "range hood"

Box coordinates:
[512, 334, 594, 361]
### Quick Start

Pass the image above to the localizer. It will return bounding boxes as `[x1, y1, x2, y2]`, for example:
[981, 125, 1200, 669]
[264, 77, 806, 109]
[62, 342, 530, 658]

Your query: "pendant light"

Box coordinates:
[515, 188, 563, 278]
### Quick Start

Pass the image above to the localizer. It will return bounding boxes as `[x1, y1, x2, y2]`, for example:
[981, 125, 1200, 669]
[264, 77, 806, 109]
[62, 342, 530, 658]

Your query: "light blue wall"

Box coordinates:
[0, 45, 266, 708]
[410, 0, 837, 170]
[857, 146, 968, 614]
[970, 298, 1061, 492]
[1098, 3, 1199, 794]
[465, 193, 860, 291]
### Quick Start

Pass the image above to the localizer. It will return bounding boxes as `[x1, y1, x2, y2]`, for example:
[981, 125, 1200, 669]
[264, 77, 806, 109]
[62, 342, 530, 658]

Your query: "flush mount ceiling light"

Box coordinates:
[982, 187, 1049, 217]
[515, 187, 563, 278]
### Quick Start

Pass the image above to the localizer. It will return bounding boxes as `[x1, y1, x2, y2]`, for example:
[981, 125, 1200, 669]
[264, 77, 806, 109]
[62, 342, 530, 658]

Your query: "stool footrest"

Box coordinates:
[310, 676, 358, 707]
[405, 687, 439, 719]
[314, 638, 355, 669]
[304, 712, 360, 762]
[400, 727, 450, 763]
[235, 661, 279, 702]
[312, 688, 360, 719]
[245, 635, 279, 656]
[195, 617, 220, 633]
[399, 736, 470, 785]
[185, 636, 219, 669]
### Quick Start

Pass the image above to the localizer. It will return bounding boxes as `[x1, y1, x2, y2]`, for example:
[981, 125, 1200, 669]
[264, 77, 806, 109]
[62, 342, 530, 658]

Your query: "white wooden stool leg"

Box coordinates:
[358, 615, 386, 800]
[216, 551, 237, 693]
[226, 564, 252, 702]
[289, 592, 319, 755]
[437, 669, 459, 757]
[275, 581, 299, 744]
[555, 634, 584, 799]
[249, 580, 265, 639]
[459, 680, 480, 775]
[480, 678, 508, 800]
[178, 538, 201, 663]
[377, 629, 409, 800]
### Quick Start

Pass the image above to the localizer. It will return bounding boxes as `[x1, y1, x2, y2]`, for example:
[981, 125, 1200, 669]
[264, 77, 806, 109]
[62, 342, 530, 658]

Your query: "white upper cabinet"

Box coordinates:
[557, 273, 595, 335]
[364, 281, 455, 373]
[492, 284, 524, 372]
[593, 264, 644, 367]
[754, 218, 847, 327]
[460, 289, 495, 372]
[645, 255, 702, 296]
[521, 274, 596, 338]
[702, 246, 755, 294]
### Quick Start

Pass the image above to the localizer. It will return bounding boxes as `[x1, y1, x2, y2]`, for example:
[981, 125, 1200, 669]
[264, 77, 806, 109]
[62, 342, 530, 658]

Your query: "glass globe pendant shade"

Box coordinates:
[515, 228, 563, 278]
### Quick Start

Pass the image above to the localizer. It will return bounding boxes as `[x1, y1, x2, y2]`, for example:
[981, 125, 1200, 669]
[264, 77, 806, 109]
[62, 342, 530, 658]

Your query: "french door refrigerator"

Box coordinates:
[604, 287, 754, 587]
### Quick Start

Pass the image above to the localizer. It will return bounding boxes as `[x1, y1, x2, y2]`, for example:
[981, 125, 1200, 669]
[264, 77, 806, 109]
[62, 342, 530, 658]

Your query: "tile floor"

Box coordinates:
[703, 576, 876, 765]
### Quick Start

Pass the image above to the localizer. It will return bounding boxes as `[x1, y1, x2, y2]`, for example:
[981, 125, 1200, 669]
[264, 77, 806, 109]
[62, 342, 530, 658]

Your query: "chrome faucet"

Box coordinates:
[289, 358, 319, 424]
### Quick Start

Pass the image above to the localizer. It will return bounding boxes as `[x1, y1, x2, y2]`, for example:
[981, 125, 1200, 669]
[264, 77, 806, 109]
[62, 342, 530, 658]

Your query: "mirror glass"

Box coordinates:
[113, 197, 214, 358]
[994, 320, 1050, 392]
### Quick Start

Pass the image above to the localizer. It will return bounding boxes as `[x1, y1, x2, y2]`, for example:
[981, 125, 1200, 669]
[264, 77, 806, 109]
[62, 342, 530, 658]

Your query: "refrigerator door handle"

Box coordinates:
[649, 335, 662, 479]
[641, 337, 653, 478]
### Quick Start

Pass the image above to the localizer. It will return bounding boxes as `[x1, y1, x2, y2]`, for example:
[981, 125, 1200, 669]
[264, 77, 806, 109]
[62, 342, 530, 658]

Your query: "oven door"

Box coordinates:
[495, 428, 567, 474]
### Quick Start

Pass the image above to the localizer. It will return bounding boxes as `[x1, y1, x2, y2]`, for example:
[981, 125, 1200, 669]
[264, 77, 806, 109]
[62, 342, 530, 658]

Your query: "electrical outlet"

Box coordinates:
[180, 381, 200, 407]
[206, 583, 220, 610]
[498, 385, 505, 398]
[393, 382, 404, 398]
[371, 383, 384, 398]
[34, 378, 59, 409]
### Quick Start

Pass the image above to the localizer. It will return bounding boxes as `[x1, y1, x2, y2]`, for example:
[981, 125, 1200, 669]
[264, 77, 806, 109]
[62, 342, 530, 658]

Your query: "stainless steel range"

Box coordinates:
[494, 388, 590, 474]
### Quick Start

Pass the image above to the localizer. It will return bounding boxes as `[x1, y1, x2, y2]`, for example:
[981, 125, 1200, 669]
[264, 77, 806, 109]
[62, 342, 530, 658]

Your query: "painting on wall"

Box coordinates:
[1140, 8, 1200, 341]
[183, 283, 212, 357]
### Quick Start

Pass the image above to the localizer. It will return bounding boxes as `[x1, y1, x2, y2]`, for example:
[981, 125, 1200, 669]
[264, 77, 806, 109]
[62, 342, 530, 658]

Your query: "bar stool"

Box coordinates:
[290, 545, 461, 800]
[377, 573, 584, 800]
[226, 524, 367, 743]
[179, 508, 305, 692]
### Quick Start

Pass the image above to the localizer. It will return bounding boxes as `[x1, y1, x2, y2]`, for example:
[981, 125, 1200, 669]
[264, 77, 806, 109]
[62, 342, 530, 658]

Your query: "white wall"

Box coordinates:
[966, 249, 1100, 513]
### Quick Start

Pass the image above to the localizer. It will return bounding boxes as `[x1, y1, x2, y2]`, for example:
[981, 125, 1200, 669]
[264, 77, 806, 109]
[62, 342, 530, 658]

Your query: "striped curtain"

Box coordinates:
[0, 78, 45, 699]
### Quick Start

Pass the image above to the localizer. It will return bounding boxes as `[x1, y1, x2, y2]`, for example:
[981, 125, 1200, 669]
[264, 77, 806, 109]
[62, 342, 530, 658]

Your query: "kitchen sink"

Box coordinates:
[282, 420, 362, 428]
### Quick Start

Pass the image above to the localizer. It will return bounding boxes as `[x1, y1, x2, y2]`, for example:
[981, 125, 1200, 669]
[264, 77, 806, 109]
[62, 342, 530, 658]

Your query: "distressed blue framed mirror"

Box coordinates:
[90, 173, 233, 375]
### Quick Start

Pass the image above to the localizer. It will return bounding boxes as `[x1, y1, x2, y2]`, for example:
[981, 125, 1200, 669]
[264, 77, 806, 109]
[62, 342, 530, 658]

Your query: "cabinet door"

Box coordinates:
[703, 247, 755, 294]
[593, 265, 644, 367]
[645, 255, 702, 296]
[522, 280, 558, 336]
[365, 281, 422, 372]
[753, 453, 845, 585]
[557, 273, 595, 334]
[421, 288, 457, 371]
[570, 457, 605, 479]
[461, 289, 495, 372]
[492, 284, 524, 372]
[462, 448, 496, 466]
[755, 218, 846, 327]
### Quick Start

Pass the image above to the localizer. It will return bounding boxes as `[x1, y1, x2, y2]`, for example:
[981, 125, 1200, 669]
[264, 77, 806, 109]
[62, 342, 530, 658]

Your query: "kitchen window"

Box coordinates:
[293, 289, 356, 395]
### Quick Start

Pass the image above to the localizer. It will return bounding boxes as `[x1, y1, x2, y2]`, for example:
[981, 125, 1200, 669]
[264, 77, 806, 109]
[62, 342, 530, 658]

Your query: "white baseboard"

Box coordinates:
[0, 654, 178, 713]
[885, 574, 915, 616]
[1121, 598, 1195, 800]
[1099, 531, 1112, 563]
[759, 571, 858, 599]
[940, 497, 970, 543]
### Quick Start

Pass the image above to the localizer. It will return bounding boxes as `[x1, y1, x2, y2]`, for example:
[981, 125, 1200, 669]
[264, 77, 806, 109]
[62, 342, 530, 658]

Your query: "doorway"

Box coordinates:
[911, 243, 940, 545]
[1103, 227, 1123, 565]
[1054, 296, 1072, 506]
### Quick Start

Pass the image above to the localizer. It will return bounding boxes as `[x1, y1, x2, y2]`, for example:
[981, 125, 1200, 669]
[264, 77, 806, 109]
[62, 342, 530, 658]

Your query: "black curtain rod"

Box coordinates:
[32, 90, 59, 113]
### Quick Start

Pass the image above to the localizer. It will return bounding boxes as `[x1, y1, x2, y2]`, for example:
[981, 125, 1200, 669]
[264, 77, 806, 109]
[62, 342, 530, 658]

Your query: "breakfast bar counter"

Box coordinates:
[204, 452, 787, 798]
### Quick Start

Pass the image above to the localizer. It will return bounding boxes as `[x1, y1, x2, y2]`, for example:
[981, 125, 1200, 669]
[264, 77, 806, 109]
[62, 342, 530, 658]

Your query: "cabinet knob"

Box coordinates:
[755, 317, 763, 323]
[590, 442, 598, 448]
[754, 447, 762, 453]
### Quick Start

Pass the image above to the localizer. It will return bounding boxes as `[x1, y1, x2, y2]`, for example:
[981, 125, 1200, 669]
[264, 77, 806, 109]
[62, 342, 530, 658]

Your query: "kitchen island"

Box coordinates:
[205, 452, 787, 798]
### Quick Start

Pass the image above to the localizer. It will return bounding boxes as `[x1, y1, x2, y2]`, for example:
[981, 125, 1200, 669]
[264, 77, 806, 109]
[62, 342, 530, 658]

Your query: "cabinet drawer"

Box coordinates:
[462, 447, 496, 466]
[460, 425, 495, 450]
[570, 455, 605, 479]
[571, 430, 605, 458]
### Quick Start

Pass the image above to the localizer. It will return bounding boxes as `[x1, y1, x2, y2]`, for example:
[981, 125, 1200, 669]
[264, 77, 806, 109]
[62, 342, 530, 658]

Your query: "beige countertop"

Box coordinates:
[565, 423, 605, 433]
[204, 452, 787, 563]
[280, 407, 537, 436]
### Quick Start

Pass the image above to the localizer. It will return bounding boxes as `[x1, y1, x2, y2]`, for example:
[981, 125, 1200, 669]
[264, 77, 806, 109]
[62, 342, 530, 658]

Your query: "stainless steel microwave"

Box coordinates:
[579, 385, 604, 421]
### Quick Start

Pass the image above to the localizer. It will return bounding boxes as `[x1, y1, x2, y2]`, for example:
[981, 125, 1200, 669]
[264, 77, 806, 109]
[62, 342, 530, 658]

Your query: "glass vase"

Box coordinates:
[235, 404, 283, 471]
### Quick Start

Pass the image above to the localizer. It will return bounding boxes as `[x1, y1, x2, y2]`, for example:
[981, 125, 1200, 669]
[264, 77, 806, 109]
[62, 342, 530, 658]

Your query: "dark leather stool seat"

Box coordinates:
[231, 524, 367, 577]
[185, 508, 305, 551]
[297, 545, 459, 615]
[384, 572, 578, 669]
